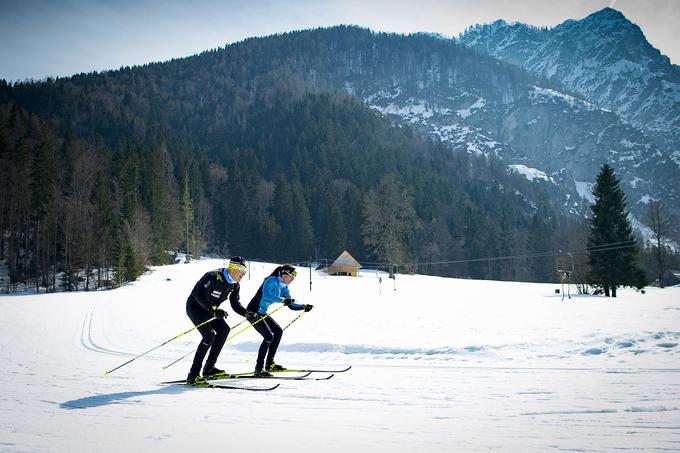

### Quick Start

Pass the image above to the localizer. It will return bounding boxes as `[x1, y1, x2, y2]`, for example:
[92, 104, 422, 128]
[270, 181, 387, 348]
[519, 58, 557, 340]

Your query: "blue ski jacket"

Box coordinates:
[247, 275, 304, 315]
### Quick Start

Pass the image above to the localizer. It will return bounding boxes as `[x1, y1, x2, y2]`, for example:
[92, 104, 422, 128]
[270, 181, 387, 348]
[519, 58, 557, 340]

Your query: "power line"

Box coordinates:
[296, 239, 638, 269]
[399, 240, 638, 268]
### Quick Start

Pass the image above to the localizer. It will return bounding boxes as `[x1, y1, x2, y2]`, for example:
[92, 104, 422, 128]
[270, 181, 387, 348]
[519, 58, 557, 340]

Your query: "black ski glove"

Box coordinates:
[283, 298, 295, 306]
[246, 311, 260, 322]
[213, 308, 226, 319]
[304, 304, 314, 312]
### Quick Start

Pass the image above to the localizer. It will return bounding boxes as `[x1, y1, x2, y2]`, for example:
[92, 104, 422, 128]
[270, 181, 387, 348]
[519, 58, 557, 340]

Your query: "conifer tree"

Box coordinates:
[462, 206, 484, 277]
[117, 150, 147, 281]
[271, 175, 295, 260]
[30, 141, 57, 289]
[497, 210, 515, 281]
[288, 176, 315, 259]
[529, 206, 556, 282]
[181, 168, 194, 258]
[319, 189, 347, 257]
[270, 173, 314, 260]
[587, 164, 646, 297]
[92, 174, 117, 287]
[312, 179, 347, 256]
[148, 145, 172, 264]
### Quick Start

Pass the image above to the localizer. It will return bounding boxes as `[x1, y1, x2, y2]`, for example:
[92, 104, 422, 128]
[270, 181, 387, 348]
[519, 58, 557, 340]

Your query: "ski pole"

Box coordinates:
[161, 349, 195, 371]
[282, 310, 306, 331]
[160, 318, 251, 370]
[227, 304, 285, 341]
[104, 316, 216, 376]
[245, 310, 307, 363]
[161, 305, 285, 370]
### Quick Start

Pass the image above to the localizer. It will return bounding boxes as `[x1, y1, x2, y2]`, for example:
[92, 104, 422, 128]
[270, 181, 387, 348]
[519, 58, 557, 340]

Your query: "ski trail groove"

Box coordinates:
[79, 307, 190, 361]
[80, 308, 130, 358]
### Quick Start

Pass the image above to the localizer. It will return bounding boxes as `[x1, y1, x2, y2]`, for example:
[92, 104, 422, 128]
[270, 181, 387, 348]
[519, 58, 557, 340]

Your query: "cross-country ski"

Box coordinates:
[178, 382, 281, 391]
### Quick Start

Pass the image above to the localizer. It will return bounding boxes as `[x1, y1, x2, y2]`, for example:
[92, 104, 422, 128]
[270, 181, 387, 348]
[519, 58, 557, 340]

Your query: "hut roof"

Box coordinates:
[330, 250, 361, 268]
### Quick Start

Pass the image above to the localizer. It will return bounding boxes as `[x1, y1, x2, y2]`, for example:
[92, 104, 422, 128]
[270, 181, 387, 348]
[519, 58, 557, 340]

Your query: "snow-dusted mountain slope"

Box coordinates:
[499, 86, 679, 213]
[286, 25, 680, 228]
[360, 78, 679, 222]
[1, 259, 679, 451]
[459, 7, 680, 167]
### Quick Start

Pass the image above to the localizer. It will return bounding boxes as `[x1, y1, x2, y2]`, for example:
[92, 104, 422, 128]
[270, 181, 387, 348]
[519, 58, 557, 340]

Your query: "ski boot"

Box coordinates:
[253, 369, 274, 378]
[266, 362, 287, 372]
[202, 364, 228, 379]
[187, 373, 208, 386]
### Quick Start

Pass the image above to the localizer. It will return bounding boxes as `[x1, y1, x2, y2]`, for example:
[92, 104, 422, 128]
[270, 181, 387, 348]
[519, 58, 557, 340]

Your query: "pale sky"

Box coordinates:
[1, 0, 679, 82]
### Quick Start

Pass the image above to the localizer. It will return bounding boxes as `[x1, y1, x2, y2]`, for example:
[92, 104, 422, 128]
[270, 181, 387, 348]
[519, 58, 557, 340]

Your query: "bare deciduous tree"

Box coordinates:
[362, 174, 416, 269]
[648, 201, 672, 288]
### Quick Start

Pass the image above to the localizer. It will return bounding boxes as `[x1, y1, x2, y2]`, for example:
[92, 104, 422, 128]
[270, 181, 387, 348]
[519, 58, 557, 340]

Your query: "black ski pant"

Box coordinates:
[186, 300, 230, 376]
[250, 315, 283, 371]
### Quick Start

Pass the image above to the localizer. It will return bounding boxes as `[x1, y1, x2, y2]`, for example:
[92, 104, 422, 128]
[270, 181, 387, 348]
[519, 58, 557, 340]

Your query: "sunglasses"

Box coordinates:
[228, 264, 247, 274]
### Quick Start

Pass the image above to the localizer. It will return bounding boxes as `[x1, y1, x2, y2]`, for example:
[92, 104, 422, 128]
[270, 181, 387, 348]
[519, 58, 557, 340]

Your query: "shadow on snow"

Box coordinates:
[60, 385, 188, 410]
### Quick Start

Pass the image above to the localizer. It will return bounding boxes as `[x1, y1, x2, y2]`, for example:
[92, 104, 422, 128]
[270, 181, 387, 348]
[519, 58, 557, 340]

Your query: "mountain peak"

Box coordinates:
[457, 4, 680, 180]
[593, 7, 626, 17]
[582, 7, 634, 27]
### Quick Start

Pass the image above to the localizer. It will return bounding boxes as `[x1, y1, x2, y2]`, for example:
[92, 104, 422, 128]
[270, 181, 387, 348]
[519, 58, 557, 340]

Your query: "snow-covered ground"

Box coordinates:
[1, 259, 679, 452]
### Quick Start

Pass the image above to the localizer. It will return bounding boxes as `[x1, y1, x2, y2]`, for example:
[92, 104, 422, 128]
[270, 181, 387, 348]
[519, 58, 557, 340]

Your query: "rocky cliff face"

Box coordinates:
[309, 24, 679, 231]
[360, 77, 679, 226]
[459, 8, 680, 167]
[498, 87, 678, 213]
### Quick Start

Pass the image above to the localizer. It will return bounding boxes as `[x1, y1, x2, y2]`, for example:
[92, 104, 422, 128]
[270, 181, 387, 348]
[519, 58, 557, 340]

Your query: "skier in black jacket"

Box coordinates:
[185, 256, 248, 384]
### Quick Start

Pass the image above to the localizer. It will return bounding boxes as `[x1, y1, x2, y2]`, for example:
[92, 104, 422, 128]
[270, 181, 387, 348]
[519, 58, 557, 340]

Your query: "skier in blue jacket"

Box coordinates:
[246, 264, 313, 376]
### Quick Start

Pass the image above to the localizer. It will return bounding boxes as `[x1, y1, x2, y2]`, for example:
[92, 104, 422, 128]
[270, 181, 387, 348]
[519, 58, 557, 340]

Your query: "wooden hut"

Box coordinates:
[326, 250, 361, 277]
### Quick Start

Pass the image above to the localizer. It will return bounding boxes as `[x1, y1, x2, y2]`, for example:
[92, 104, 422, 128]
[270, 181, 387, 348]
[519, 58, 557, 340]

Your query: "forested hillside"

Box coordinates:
[0, 27, 611, 290]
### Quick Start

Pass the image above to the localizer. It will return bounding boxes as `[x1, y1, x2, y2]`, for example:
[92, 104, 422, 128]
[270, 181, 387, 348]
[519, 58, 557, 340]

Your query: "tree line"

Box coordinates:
[0, 91, 590, 292]
[1, 95, 675, 293]
[1, 26, 675, 292]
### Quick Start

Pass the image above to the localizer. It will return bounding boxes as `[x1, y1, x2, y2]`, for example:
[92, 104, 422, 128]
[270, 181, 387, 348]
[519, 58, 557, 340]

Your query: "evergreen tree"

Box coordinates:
[269, 172, 314, 260]
[271, 174, 295, 260]
[116, 149, 148, 282]
[342, 185, 365, 261]
[528, 206, 556, 282]
[288, 174, 315, 260]
[146, 144, 174, 264]
[30, 141, 57, 289]
[462, 206, 485, 277]
[221, 159, 249, 256]
[205, 162, 230, 254]
[92, 174, 117, 287]
[314, 182, 347, 257]
[181, 168, 194, 258]
[497, 209, 515, 281]
[587, 164, 646, 297]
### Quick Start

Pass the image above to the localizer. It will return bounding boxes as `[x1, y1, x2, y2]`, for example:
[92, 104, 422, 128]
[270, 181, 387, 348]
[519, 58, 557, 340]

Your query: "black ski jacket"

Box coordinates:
[187, 269, 247, 316]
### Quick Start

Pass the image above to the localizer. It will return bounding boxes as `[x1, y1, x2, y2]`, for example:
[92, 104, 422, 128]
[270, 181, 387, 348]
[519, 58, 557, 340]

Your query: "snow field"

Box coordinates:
[0, 258, 679, 452]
